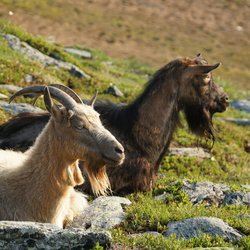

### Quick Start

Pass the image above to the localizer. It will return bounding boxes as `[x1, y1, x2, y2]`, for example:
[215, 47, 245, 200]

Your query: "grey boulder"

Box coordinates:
[3, 34, 90, 79]
[164, 217, 243, 241]
[70, 196, 131, 230]
[0, 221, 111, 250]
[0, 101, 43, 115]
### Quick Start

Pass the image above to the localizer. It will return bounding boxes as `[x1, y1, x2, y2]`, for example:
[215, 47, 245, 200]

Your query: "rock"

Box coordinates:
[168, 147, 211, 159]
[223, 191, 250, 206]
[0, 94, 8, 100]
[24, 74, 36, 83]
[64, 47, 92, 59]
[155, 180, 250, 207]
[129, 231, 162, 238]
[0, 84, 21, 92]
[222, 117, 250, 126]
[0, 221, 111, 250]
[164, 217, 243, 241]
[182, 180, 230, 206]
[155, 192, 169, 201]
[0, 101, 43, 115]
[3, 34, 90, 79]
[70, 196, 131, 230]
[231, 100, 250, 113]
[104, 84, 124, 97]
[143, 231, 162, 237]
[242, 184, 250, 190]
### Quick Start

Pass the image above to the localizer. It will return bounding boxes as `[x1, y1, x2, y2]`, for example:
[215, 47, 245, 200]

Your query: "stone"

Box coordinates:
[129, 231, 162, 238]
[242, 184, 250, 190]
[223, 191, 250, 206]
[164, 217, 243, 241]
[0, 221, 111, 249]
[222, 117, 250, 126]
[104, 84, 124, 97]
[64, 47, 92, 59]
[168, 147, 211, 159]
[0, 84, 21, 92]
[3, 34, 90, 79]
[0, 101, 43, 115]
[24, 74, 36, 83]
[70, 196, 131, 230]
[182, 180, 230, 206]
[0, 94, 8, 100]
[231, 100, 250, 113]
[154, 192, 169, 201]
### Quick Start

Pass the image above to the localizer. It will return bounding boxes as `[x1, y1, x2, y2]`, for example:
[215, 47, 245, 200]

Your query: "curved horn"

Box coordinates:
[9, 85, 77, 110]
[188, 63, 221, 75]
[49, 83, 83, 104]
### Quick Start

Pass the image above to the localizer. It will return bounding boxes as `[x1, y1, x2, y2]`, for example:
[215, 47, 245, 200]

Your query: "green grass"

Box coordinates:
[0, 20, 249, 249]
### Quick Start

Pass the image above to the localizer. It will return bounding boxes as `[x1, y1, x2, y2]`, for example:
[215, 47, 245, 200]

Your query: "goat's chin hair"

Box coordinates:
[84, 164, 111, 196]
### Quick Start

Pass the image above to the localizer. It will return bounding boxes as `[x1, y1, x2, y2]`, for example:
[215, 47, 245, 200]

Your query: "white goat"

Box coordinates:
[0, 85, 124, 228]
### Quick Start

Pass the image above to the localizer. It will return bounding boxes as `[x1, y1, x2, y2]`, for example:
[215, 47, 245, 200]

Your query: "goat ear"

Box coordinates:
[44, 87, 62, 122]
[66, 162, 84, 186]
[89, 91, 98, 107]
[189, 63, 221, 75]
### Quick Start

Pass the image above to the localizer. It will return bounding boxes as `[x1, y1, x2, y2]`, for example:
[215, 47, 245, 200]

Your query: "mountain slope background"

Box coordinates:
[0, 1, 250, 249]
[0, 0, 249, 91]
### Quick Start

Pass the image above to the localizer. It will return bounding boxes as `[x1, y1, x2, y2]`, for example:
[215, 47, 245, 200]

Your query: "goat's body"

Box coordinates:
[0, 57, 228, 194]
[0, 121, 88, 227]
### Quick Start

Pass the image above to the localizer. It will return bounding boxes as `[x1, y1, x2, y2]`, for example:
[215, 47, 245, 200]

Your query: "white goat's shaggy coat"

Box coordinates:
[0, 86, 124, 228]
[0, 121, 88, 228]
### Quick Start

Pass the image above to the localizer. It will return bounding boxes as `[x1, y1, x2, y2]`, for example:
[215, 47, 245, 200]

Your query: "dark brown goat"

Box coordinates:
[0, 54, 229, 194]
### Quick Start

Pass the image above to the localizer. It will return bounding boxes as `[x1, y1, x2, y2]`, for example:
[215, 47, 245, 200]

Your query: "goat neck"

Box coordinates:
[129, 61, 181, 161]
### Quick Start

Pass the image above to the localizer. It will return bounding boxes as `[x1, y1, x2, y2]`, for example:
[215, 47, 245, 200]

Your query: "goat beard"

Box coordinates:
[184, 105, 215, 141]
[79, 159, 111, 196]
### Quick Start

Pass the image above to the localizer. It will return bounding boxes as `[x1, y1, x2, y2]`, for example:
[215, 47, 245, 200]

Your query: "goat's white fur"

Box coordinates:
[0, 118, 88, 228]
[0, 86, 124, 228]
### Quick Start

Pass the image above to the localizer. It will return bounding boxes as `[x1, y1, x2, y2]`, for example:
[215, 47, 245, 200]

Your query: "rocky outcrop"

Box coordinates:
[64, 47, 92, 59]
[168, 147, 211, 159]
[0, 84, 21, 93]
[222, 117, 250, 126]
[182, 180, 230, 206]
[104, 84, 124, 97]
[155, 180, 250, 206]
[231, 100, 250, 113]
[70, 196, 131, 230]
[183, 180, 250, 206]
[0, 101, 43, 115]
[164, 217, 243, 241]
[2, 34, 90, 79]
[0, 221, 111, 250]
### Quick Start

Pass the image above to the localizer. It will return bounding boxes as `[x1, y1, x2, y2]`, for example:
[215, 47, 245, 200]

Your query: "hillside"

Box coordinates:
[0, 15, 250, 250]
[0, 0, 249, 92]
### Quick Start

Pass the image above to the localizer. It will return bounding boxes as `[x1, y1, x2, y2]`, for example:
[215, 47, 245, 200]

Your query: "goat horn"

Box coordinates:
[31, 94, 40, 106]
[49, 83, 83, 104]
[189, 63, 221, 74]
[89, 90, 98, 107]
[9, 85, 77, 110]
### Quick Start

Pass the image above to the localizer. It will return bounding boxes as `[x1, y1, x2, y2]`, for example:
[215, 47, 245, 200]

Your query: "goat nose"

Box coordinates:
[115, 146, 124, 155]
[221, 95, 229, 102]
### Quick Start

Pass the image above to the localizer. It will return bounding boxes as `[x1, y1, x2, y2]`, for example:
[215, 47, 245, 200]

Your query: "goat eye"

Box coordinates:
[203, 75, 210, 84]
[74, 124, 86, 130]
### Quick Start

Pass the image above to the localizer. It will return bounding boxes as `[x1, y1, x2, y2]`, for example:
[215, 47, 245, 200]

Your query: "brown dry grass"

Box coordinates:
[0, 0, 249, 90]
